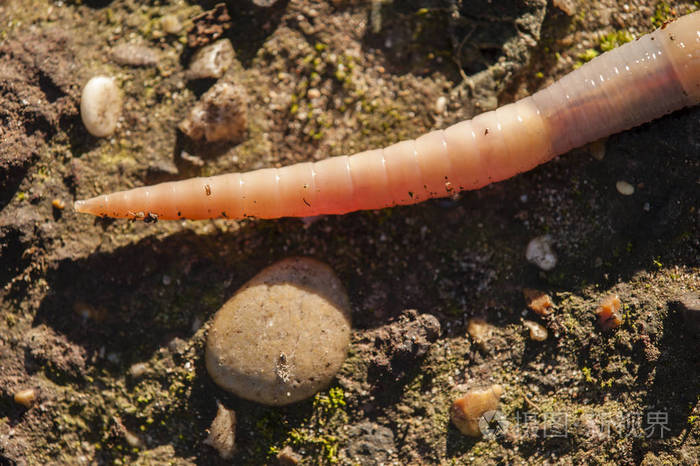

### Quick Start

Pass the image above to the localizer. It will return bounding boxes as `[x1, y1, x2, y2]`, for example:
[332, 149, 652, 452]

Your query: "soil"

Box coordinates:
[0, 0, 698, 464]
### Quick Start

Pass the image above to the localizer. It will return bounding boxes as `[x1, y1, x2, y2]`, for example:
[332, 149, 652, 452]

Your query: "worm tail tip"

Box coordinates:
[74, 199, 99, 216]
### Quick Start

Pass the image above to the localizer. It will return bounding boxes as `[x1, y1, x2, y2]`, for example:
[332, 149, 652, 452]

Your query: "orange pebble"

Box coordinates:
[595, 294, 623, 330]
[523, 288, 554, 316]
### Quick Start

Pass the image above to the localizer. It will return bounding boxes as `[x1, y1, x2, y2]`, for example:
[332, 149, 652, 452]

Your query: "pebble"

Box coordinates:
[80, 76, 122, 137]
[553, 0, 576, 15]
[451, 384, 503, 437]
[14, 388, 37, 408]
[179, 81, 247, 143]
[523, 288, 554, 315]
[467, 318, 492, 351]
[205, 257, 352, 405]
[161, 14, 182, 35]
[51, 198, 65, 210]
[525, 235, 557, 271]
[616, 180, 635, 196]
[276, 445, 302, 465]
[595, 294, 623, 330]
[523, 319, 548, 341]
[128, 362, 149, 379]
[203, 402, 236, 459]
[186, 39, 235, 80]
[434, 95, 447, 114]
[111, 43, 159, 67]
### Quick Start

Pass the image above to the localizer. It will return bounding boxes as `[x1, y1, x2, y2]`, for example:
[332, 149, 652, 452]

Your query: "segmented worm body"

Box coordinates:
[75, 12, 700, 221]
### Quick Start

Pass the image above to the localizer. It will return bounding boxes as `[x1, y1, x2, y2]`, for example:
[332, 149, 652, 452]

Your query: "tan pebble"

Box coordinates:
[277, 445, 302, 465]
[588, 139, 606, 160]
[523, 320, 548, 341]
[14, 388, 37, 408]
[186, 39, 235, 80]
[204, 402, 236, 459]
[179, 81, 247, 143]
[205, 257, 351, 405]
[123, 427, 143, 448]
[128, 362, 149, 379]
[451, 384, 503, 437]
[553, 0, 576, 15]
[595, 294, 623, 330]
[161, 14, 182, 35]
[111, 43, 159, 67]
[51, 198, 65, 210]
[523, 288, 554, 315]
[467, 318, 492, 350]
[616, 180, 635, 196]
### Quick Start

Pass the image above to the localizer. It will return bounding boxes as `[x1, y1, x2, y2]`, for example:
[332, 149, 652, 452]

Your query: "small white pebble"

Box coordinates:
[616, 180, 635, 196]
[80, 76, 122, 137]
[526, 235, 557, 271]
[162, 274, 172, 285]
[435, 96, 447, 114]
[643, 202, 650, 212]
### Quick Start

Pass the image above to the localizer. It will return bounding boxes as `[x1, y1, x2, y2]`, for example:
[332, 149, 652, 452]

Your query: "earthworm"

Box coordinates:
[75, 12, 699, 221]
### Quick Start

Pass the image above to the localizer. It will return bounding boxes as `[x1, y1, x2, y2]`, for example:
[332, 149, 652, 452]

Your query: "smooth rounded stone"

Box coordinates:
[80, 76, 121, 137]
[179, 80, 247, 142]
[186, 39, 235, 80]
[206, 257, 351, 406]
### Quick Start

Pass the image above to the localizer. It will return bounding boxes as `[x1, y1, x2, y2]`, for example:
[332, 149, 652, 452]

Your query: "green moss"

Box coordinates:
[651, 1, 672, 28]
[599, 30, 633, 52]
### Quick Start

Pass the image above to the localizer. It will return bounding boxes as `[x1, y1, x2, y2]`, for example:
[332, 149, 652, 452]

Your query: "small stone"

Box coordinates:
[111, 43, 159, 67]
[553, 0, 576, 15]
[671, 292, 700, 337]
[253, 0, 278, 6]
[467, 318, 492, 351]
[588, 139, 606, 160]
[525, 235, 557, 271]
[523, 319, 548, 341]
[434, 95, 447, 114]
[186, 39, 235, 80]
[595, 294, 623, 330]
[451, 384, 503, 437]
[128, 362, 149, 379]
[523, 288, 554, 315]
[179, 81, 247, 143]
[206, 257, 351, 405]
[51, 198, 66, 210]
[161, 14, 182, 35]
[276, 445, 302, 465]
[14, 388, 37, 408]
[616, 180, 635, 196]
[80, 76, 122, 137]
[203, 402, 236, 459]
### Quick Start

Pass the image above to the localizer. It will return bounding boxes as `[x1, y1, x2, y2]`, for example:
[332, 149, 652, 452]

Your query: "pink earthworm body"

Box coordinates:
[75, 12, 700, 221]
